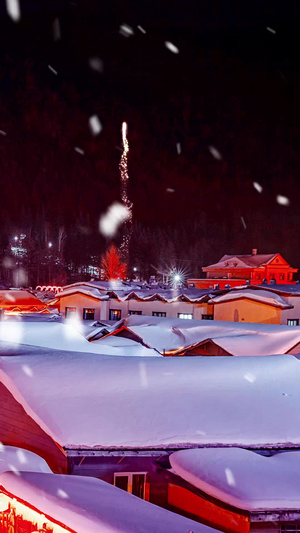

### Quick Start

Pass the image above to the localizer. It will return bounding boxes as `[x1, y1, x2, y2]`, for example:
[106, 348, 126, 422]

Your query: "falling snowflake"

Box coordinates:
[99, 202, 130, 237]
[53, 18, 61, 41]
[57, 488, 69, 499]
[22, 364, 33, 377]
[74, 147, 85, 155]
[48, 65, 58, 75]
[176, 142, 181, 154]
[89, 57, 104, 73]
[244, 373, 256, 383]
[120, 24, 134, 37]
[0, 442, 4, 452]
[16, 449, 27, 464]
[253, 182, 263, 193]
[166, 188, 175, 193]
[241, 216, 247, 229]
[165, 41, 179, 54]
[276, 194, 290, 206]
[225, 468, 236, 486]
[266, 26, 276, 34]
[0, 130, 7, 136]
[139, 361, 148, 389]
[6, 0, 20, 22]
[89, 115, 102, 136]
[137, 25, 146, 34]
[9, 464, 21, 476]
[208, 145, 222, 160]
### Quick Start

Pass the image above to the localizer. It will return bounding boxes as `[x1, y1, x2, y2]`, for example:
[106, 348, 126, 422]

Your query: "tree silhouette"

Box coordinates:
[101, 245, 127, 280]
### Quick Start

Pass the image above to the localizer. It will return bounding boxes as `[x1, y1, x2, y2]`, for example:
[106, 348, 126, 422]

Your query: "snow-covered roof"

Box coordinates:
[0, 290, 49, 313]
[1, 348, 300, 449]
[107, 315, 300, 356]
[0, 445, 52, 475]
[210, 289, 292, 309]
[203, 253, 279, 270]
[0, 318, 159, 357]
[169, 447, 300, 512]
[0, 471, 215, 533]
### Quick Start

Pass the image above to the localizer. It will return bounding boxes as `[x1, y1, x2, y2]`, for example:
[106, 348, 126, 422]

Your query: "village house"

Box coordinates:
[48, 280, 214, 321]
[0, 343, 300, 531]
[0, 289, 49, 316]
[188, 250, 298, 290]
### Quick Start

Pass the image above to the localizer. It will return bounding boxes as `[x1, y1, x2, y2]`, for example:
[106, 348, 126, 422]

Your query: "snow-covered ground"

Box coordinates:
[0, 445, 52, 475]
[170, 447, 300, 511]
[1, 345, 300, 449]
[0, 470, 217, 533]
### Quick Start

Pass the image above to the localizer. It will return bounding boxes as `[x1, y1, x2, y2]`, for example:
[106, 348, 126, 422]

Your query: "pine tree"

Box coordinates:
[101, 245, 127, 280]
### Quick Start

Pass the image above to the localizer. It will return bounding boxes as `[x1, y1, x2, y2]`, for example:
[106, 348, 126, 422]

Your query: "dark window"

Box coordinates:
[287, 319, 299, 326]
[202, 314, 214, 320]
[178, 313, 193, 320]
[152, 312, 166, 317]
[83, 308, 95, 320]
[281, 526, 300, 533]
[255, 273, 261, 280]
[110, 309, 121, 321]
[129, 310, 142, 315]
[65, 307, 76, 318]
[114, 473, 146, 499]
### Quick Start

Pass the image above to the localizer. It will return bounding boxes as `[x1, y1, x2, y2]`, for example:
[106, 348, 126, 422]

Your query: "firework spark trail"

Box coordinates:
[119, 122, 133, 258]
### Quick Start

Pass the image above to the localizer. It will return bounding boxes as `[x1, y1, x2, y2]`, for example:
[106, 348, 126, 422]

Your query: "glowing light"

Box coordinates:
[119, 122, 133, 259]
[14, 236, 18, 241]
[48, 242, 53, 248]
[133, 267, 137, 272]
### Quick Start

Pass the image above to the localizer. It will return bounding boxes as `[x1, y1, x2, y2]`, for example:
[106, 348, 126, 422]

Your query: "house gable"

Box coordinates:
[0, 383, 67, 474]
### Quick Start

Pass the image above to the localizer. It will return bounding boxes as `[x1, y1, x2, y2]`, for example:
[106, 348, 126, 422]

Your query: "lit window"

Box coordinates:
[202, 314, 214, 320]
[83, 308, 95, 320]
[114, 472, 147, 499]
[65, 307, 76, 318]
[152, 312, 166, 317]
[281, 526, 300, 532]
[178, 313, 193, 319]
[129, 310, 142, 315]
[287, 319, 299, 326]
[110, 309, 121, 320]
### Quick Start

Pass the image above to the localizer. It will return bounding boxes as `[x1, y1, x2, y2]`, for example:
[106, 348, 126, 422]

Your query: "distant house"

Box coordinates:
[1, 346, 300, 529]
[188, 250, 298, 289]
[169, 447, 300, 533]
[49, 281, 214, 321]
[0, 289, 49, 315]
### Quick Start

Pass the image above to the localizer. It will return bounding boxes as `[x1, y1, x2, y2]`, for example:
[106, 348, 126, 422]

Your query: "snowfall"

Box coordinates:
[170, 447, 300, 511]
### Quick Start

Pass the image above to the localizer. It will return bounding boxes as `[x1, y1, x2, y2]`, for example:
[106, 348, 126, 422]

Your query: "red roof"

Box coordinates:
[0, 290, 49, 313]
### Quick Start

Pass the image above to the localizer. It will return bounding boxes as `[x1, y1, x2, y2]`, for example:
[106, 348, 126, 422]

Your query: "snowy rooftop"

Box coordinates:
[170, 447, 300, 512]
[107, 315, 300, 355]
[210, 288, 292, 309]
[203, 253, 278, 270]
[0, 318, 158, 356]
[0, 471, 216, 533]
[1, 347, 300, 449]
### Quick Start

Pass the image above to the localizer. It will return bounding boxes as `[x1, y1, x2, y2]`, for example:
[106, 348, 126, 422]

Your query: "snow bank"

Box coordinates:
[0, 471, 216, 533]
[169, 447, 300, 511]
[211, 289, 292, 309]
[1, 347, 300, 449]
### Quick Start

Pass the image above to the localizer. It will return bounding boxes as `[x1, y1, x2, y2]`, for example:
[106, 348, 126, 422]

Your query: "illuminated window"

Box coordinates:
[65, 307, 76, 318]
[114, 472, 147, 499]
[129, 310, 142, 315]
[202, 314, 214, 320]
[178, 313, 193, 319]
[281, 526, 300, 532]
[152, 312, 166, 317]
[83, 308, 95, 320]
[110, 309, 121, 320]
[287, 319, 299, 326]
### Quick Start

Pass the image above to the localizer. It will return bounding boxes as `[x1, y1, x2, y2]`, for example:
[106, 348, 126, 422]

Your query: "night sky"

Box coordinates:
[1, 0, 300, 272]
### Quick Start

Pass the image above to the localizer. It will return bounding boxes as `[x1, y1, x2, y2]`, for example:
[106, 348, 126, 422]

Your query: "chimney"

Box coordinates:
[252, 248, 257, 255]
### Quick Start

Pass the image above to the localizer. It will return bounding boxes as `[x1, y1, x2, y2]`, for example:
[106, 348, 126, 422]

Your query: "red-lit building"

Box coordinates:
[188, 250, 298, 290]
